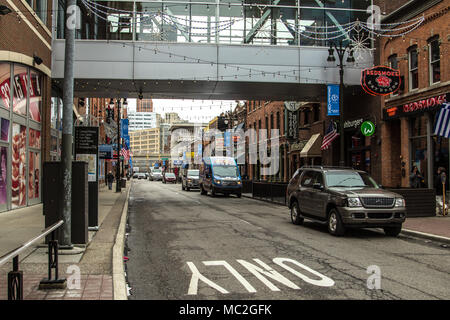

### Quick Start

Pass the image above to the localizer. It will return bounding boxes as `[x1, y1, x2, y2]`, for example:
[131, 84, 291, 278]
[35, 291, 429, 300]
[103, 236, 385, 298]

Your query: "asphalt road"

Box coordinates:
[126, 179, 450, 300]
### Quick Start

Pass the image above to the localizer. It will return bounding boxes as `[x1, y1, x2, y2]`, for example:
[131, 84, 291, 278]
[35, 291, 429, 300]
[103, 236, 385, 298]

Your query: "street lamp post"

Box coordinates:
[327, 40, 355, 167]
[111, 98, 122, 192]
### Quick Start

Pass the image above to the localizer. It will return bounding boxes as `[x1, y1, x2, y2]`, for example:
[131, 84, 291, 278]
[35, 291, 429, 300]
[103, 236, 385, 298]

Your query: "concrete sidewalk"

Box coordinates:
[0, 181, 130, 300]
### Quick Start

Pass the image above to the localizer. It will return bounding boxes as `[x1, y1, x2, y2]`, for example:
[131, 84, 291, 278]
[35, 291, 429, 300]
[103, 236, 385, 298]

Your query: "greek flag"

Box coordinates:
[434, 103, 450, 138]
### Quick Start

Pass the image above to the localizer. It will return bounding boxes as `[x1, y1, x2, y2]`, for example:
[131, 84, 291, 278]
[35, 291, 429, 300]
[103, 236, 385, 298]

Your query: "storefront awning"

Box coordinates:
[300, 133, 322, 158]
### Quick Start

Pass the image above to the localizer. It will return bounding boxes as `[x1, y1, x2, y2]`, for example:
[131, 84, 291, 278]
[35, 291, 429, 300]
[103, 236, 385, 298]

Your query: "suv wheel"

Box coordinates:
[327, 208, 345, 236]
[290, 202, 304, 225]
[384, 225, 402, 237]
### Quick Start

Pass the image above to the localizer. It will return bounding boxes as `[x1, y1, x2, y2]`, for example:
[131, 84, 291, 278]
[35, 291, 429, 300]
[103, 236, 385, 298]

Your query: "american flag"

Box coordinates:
[120, 147, 130, 161]
[434, 103, 450, 138]
[321, 121, 340, 150]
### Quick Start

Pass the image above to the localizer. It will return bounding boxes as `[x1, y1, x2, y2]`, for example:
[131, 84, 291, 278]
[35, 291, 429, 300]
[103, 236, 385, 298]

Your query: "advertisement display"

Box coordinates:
[28, 152, 40, 199]
[0, 63, 10, 109]
[12, 65, 27, 116]
[0, 147, 7, 205]
[76, 154, 97, 182]
[361, 66, 401, 96]
[29, 70, 42, 122]
[12, 124, 27, 208]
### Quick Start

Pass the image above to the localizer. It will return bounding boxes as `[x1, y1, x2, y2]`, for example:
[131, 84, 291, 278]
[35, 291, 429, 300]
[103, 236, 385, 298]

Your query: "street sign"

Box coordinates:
[361, 121, 375, 137]
[327, 84, 340, 116]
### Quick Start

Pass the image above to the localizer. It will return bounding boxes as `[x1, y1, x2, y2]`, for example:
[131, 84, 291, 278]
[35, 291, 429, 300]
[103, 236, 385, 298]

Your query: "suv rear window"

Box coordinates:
[300, 171, 315, 187]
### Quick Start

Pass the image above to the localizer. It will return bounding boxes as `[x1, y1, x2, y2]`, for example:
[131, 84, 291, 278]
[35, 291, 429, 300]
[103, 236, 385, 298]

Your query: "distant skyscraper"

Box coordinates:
[136, 99, 154, 112]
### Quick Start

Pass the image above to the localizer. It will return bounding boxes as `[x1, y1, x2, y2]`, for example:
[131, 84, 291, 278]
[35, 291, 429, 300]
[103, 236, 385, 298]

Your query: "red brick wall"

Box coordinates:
[379, 1, 450, 187]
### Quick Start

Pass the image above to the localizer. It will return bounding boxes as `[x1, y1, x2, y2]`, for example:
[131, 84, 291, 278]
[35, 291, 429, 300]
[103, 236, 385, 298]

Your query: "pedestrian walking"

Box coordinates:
[409, 166, 423, 188]
[107, 171, 115, 190]
[434, 167, 448, 215]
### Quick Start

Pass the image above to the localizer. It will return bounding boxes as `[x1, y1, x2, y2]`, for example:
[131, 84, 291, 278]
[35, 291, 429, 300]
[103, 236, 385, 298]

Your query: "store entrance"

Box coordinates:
[346, 129, 371, 173]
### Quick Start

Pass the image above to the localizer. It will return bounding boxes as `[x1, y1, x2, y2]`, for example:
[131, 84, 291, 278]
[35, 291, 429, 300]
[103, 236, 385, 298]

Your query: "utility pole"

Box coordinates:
[116, 99, 122, 192]
[60, 0, 77, 248]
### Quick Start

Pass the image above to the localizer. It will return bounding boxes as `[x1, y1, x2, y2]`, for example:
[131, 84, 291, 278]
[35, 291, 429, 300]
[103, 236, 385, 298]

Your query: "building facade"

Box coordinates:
[128, 111, 159, 131]
[0, 0, 52, 212]
[380, 0, 450, 188]
[136, 99, 153, 112]
[130, 128, 160, 155]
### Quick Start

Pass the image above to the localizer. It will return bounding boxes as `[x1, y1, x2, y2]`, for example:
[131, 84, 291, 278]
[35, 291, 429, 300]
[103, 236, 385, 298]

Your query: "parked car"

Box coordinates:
[136, 173, 146, 180]
[163, 172, 177, 184]
[181, 169, 200, 191]
[199, 157, 242, 197]
[150, 168, 163, 181]
[133, 173, 139, 179]
[286, 166, 406, 237]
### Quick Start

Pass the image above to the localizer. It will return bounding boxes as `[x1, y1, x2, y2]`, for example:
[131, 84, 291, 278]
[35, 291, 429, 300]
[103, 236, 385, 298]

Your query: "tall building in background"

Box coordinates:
[130, 128, 161, 155]
[128, 112, 159, 131]
[136, 99, 154, 112]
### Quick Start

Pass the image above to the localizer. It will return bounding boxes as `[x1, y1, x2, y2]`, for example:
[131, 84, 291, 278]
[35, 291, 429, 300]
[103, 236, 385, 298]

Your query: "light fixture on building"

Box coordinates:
[33, 54, 43, 65]
[0, 5, 12, 15]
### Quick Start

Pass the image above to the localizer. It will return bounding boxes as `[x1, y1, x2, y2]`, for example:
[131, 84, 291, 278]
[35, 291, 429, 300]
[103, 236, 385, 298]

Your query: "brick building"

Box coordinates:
[136, 99, 154, 112]
[0, 0, 52, 211]
[379, 0, 450, 188]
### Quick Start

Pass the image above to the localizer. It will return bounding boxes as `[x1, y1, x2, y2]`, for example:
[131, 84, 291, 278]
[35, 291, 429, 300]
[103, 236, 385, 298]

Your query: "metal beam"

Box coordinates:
[244, 0, 281, 44]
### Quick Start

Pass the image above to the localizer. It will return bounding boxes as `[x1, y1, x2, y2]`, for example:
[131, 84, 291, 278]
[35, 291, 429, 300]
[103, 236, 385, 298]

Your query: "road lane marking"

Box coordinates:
[273, 258, 334, 287]
[186, 257, 335, 295]
[236, 259, 300, 291]
[186, 262, 229, 295]
[203, 261, 257, 293]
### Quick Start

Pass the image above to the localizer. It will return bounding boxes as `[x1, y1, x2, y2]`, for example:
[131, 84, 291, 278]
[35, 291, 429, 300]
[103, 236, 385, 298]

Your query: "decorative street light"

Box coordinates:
[327, 40, 355, 167]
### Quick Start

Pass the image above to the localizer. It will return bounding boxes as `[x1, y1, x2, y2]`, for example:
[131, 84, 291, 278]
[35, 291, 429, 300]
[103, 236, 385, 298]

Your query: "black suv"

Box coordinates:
[286, 166, 406, 237]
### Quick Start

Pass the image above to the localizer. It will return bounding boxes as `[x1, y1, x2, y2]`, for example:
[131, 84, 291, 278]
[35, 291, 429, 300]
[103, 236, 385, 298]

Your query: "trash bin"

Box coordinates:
[121, 178, 126, 188]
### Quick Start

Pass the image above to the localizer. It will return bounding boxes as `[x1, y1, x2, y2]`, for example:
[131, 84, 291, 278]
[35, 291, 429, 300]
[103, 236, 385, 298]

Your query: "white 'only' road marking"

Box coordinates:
[186, 257, 334, 295]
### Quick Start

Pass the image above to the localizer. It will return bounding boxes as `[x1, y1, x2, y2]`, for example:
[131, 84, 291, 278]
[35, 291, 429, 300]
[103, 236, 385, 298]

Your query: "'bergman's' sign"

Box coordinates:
[361, 66, 401, 96]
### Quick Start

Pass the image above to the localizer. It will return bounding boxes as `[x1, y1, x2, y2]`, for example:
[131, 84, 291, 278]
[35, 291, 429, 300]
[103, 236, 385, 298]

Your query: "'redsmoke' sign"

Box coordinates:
[361, 66, 401, 96]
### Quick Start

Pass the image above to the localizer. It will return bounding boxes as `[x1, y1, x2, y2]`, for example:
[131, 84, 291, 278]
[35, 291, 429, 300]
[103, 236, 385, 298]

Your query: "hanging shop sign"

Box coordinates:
[285, 109, 299, 141]
[383, 94, 447, 120]
[327, 84, 340, 116]
[344, 118, 364, 129]
[284, 101, 301, 112]
[361, 66, 401, 96]
[361, 121, 375, 137]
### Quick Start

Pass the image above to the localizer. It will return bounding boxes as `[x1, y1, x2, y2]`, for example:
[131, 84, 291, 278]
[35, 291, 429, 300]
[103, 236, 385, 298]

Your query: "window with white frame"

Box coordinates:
[408, 46, 419, 91]
[428, 36, 440, 85]
[388, 54, 399, 95]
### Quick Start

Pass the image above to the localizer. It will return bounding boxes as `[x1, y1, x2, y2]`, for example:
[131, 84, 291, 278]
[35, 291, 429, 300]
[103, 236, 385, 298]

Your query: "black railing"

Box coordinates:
[252, 182, 288, 205]
[0, 220, 66, 300]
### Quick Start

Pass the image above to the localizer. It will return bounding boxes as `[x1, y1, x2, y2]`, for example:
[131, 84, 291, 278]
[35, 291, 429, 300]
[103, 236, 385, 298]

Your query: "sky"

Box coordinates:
[127, 99, 241, 123]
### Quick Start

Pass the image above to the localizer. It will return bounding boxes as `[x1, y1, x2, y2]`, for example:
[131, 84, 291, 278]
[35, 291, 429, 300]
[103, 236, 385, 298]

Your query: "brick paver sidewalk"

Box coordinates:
[403, 216, 450, 239]
[0, 273, 113, 300]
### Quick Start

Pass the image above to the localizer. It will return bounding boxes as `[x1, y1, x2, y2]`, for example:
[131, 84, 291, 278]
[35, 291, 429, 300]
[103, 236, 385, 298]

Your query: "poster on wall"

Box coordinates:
[0, 63, 11, 109]
[12, 124, 27, 208]
[29, 129, 41, 148]
[76, 154, 97, 182]
[1, 118, 9, 141]
[28, 152, 40, 199]
[29, 71, 42, 122]
[12, 65, 27, 116]
[0, 146, 7, 205]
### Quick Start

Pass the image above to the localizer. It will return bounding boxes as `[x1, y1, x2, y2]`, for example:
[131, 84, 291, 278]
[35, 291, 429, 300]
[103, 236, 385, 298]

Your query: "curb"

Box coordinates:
[112, 184, 131, 300]
[401, 229, 450, 245]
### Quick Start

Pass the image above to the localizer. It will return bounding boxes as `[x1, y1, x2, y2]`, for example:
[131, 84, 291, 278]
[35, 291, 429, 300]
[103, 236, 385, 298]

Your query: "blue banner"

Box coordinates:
[120, 119, 129, 138]
[327, 84, 340, 116]
[224, 131, 231, 147]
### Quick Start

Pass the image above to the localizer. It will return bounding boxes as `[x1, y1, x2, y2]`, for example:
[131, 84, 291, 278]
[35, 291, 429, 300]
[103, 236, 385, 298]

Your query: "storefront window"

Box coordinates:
[12, 123, 27, 208]
[29, 129, 41, 148]
[13, 65, 28, 116]
[29, 152, 40, 200]
[0, 146, 7, 205]
[1, 118, 10, 141]
[0, 63, 11, 109]
[410, 115, 429, 187]
[29, 70, 42, 122]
